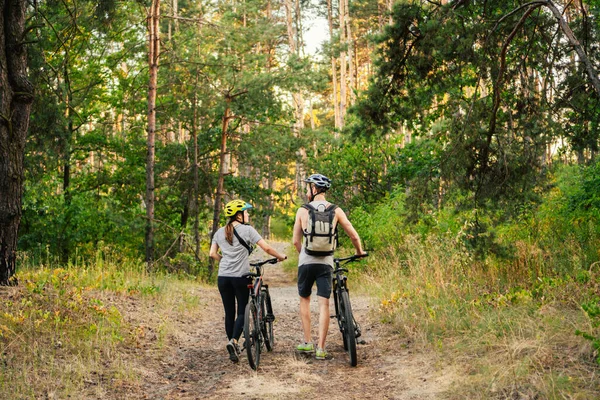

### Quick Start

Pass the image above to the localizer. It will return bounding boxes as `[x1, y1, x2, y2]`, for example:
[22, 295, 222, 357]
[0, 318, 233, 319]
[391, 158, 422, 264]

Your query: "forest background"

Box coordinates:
[1, 0, 600, 398]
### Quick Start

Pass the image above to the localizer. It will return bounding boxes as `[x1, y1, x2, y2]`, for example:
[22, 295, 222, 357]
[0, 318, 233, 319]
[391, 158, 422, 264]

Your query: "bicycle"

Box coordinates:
[332, 253, 368, 367]
[243, 257, 278, 370]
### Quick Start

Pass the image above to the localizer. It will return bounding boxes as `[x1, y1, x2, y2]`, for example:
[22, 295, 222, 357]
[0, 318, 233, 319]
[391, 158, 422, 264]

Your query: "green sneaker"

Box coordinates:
[296, 342, 314, 353]
[315, 348, 328, 360]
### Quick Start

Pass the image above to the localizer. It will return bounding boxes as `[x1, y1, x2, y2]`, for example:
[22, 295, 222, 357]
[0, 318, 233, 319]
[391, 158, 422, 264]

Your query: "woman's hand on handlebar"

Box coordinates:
[277, 254, 287, 262]
[355, 252, 368, 258]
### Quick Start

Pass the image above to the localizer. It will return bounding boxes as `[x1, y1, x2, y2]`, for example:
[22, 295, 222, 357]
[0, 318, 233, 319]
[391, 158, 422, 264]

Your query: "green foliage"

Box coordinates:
[352, 0, 599, 217]
[577, 299, 600, 364]
[21, 0, 312, 266]
[308, 133, 405, 209]
[347, 187, 407, 250]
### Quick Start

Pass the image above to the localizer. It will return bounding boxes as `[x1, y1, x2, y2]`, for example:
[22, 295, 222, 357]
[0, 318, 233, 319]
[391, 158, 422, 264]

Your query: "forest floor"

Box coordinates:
[108, 243, 458, 400]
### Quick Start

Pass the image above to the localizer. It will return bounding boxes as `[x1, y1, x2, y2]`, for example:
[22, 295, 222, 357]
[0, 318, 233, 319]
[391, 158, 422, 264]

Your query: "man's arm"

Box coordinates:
[336, 208, 365, 255]
[292, 208, 305, 253]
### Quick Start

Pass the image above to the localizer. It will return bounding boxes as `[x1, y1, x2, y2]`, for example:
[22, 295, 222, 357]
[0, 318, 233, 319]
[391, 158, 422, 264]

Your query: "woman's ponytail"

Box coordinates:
[225, 211, 243, 245]
[225, 218, 235, 245]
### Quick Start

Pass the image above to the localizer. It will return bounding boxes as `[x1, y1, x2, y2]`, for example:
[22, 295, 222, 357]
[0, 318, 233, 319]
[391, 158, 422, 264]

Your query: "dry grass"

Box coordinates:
[363, 235, 600, 399]
[0, 256, 208, 399]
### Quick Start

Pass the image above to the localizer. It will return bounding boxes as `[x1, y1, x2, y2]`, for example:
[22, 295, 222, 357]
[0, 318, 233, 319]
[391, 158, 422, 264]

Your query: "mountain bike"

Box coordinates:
[332, 253, 368, 367]
[243, 258, 278, 370]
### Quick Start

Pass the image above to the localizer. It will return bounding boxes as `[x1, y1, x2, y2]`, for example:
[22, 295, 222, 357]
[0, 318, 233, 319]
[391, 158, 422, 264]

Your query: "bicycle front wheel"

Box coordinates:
[341, 290, 357, 367]
[244, 301, 261, 370]
[262, 289, 275, 351]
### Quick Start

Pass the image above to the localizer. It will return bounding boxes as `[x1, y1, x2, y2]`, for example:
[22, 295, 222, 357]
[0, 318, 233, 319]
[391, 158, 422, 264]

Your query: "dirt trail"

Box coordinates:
[124, 244, 455, 400]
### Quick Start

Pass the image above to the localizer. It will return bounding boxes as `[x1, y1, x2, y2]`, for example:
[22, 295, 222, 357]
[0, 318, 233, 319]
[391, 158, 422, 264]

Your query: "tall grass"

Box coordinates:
[362, 236, 599, 398]
[0, 250, 205, 399]
[353, 166, 600, 398]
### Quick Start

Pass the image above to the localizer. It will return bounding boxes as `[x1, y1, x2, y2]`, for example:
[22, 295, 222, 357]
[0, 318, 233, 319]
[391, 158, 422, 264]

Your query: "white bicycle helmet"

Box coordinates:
[303, 173, 331, 190]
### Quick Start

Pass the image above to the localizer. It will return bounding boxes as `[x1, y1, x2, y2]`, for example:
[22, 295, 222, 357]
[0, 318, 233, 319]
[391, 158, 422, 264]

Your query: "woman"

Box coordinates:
[209, 199, 287, 363]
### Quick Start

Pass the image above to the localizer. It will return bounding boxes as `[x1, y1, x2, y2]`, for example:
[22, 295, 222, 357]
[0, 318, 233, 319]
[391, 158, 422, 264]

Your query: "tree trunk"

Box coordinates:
[61, 59, 73, 264]
[192, 72, 200, 257]
[338, 0, 347, 127]
[496, 1, 600, 98]
[262, 169, 274, 239]
[543, 0, 600, 98]
[146, 0, 160, 270]
[285, 0, 307, 195]
[327, 0, 341, 130]
[0, 0, 34, 286]
[209, 97, 232, 277]
[344, 0, 355, 106]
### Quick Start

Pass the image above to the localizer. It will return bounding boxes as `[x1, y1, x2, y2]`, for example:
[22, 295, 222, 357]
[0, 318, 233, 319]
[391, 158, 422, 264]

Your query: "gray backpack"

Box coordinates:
[302, 203, 338, 256]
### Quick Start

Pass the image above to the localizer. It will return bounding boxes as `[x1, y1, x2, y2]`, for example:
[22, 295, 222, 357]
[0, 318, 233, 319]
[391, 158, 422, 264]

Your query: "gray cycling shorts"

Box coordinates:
[297, 263, 332, 299]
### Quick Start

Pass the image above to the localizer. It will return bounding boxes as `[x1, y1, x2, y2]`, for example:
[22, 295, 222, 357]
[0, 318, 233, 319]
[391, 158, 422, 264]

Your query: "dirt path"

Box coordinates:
[124, 244, 455, 400]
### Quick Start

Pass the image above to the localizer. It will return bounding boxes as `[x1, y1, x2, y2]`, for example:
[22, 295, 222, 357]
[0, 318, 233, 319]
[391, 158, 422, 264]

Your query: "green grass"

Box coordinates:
[363, 234, 600, 398]
[0, 252, 206, 399]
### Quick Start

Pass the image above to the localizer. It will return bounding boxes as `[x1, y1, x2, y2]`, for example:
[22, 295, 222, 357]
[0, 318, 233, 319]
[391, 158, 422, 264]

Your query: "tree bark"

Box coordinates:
[61, 58, 73, 264]
[192, 72, 200, 257]
[146, 0, 160, 270]
[344, 0, 355, 106]
[495, 1, 600, 97]
[327, 0, 341, 130]
[0, 0, 35, 285]
[209, 97, 232, 277]
[285, 0, 307, 194]
[543, 0, 600, 98]
[338, 0, 347, 127]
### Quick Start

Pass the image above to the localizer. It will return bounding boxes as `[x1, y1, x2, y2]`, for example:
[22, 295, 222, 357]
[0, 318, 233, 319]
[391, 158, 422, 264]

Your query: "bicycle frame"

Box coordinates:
[243, 258, 278, 370]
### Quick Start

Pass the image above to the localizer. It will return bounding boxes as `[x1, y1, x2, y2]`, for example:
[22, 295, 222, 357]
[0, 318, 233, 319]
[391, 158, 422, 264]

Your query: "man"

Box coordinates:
[292, 173, 366, 360]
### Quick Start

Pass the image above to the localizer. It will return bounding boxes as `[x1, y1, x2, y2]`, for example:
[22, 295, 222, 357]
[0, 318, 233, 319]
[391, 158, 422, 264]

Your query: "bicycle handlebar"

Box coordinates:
[333, 253, 369, 263]
[249, 258, 279, 267]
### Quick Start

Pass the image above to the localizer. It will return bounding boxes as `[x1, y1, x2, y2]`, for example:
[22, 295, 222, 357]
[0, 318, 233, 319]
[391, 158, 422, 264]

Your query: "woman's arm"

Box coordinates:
[256, 239, 287, 261]
[209, 242, 222, 262]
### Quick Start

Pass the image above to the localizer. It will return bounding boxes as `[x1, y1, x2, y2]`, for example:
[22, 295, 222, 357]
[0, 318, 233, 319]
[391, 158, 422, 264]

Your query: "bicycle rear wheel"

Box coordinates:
[335, 288, 348, 350]
[341, 290, 357, 367]
[244, 301, 261, 370]
[262, 289, 275, 351]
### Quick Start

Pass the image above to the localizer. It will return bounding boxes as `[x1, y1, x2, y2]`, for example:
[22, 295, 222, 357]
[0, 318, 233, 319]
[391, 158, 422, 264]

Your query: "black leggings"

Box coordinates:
[218, 276, 250, 341]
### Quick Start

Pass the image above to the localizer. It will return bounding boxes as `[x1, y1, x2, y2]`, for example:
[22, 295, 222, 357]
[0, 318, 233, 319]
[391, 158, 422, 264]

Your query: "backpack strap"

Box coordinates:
[325, 204, 338, 244]
[233, 227, 252, 255]
[301, 204, 316, 243]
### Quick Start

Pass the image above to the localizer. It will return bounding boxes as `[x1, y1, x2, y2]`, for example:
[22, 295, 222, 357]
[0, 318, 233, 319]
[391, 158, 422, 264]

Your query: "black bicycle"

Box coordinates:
[332, 253, 368, 367]
[243, 258, 278, 370]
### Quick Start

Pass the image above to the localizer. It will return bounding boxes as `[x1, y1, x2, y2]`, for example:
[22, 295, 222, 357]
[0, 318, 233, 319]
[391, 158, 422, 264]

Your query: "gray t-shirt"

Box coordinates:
[298, 200, 335, 268]
[212, 224, 262, 277]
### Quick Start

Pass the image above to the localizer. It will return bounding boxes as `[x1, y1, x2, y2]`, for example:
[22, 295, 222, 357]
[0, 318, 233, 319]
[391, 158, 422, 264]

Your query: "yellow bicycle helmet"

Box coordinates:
[224, 199, 253, 217]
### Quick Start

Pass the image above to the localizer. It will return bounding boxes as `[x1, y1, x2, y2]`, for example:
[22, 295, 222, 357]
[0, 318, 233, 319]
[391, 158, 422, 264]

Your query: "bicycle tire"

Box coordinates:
[244, 301, 261, 370]
[336, 288, 348, 350]
[262, 289, 274, 351]
[341, 290, 357, 367]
